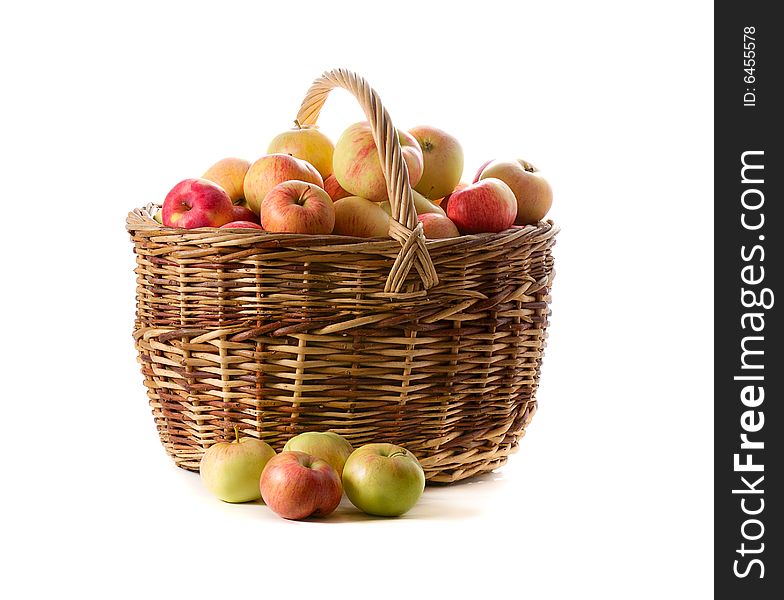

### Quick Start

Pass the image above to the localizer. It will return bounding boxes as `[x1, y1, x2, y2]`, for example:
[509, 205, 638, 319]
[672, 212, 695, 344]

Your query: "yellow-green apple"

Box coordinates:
[333, 196, 391, 238]
[342, 443, 425, 517]
[153, 208, 163, 224]
[418, 213, 460, 239]
[231, 203, 260, 224]
[323, 174, 351, 201]
[220, 220, 264, 229]
[477, 159, 553, 225]
[243, 154, 323, 214]
[332, 122, 423, 202]
[283, 431, 354, 477]
[380, 190, 446, 217]
[162, 178, 235, 228]
[437, 182, 469, 213]
[260, 451, 343, 520]
[260, 180, 334, 234]
[267, 125, 335, 179]
[199, 427, 276, 503]
[202, 157, 251, 203]
[446, 178, 517, 234]
[409, 125, 464, 200]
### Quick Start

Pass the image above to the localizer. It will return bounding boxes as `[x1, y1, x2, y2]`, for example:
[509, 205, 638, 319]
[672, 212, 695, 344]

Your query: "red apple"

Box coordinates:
[260, 180, 335, 234]
[445, 178, 517, 234]
[162, 178, 234, 229]
[260, 451, 343, 520]
[323, 174, 351, 201]
[243, 154, 323, 214]
[220, 220, 264, 229]
[231, 203, 260, 223]
[438, 182, 469, 213]
[332, 122, 423, 202]
[418, 213, 460, 239]
[478, 159, 553, 225]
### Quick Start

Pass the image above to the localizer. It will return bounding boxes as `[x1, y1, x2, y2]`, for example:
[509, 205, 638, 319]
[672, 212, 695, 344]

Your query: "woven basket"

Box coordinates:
[127, 68, 558, 483]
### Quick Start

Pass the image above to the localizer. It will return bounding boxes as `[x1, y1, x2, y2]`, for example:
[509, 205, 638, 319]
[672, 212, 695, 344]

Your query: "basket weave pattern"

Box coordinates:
[128, 69, 558, 483]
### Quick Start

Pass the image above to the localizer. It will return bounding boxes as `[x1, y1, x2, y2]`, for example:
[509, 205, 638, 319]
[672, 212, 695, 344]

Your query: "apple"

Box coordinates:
[267, 125, 335, 179]
[199, 426, 276, 503]
[380, 190, 446, 217]
[260, 180, 335, 234]
[220, 220, 264, 229]
[437, 182, 469, 213]
[231, 203, 260, 224]
[162, 178, 235, 229]
[243, 154, 323, 215]
[477, 159, 553, 225]
[153, 208, 163, 224]
[283, 431, 354, 477]
[446, 178, 517, 234]
[333, 196, 390, 238]
[260, 451, 343, 520]
[342, 443, 425, 517]
[418, 213, 460, 239]
[323, 174, 351, 201]
[332, 122, 424, 202]
[409, 125, 464, 200]
[202, 157, 251, 203]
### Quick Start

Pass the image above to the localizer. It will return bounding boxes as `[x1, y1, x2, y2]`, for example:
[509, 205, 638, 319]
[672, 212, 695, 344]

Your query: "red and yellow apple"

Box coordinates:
[260, 451, 343, 520]
[162, 178, 235, 229]
[437, 182, 469, 213]
[267, 125, 335, 179]
[445, 178, 517, 234]
[220, 220, 264, 229]
[230, 203, 260, 224]
[332, 122, 423, 202]
[259, 180, 334, 234]
[409, 125, 464, 200]
[323, 174, 351, 201]
[477, 159, 553, 225]
[380, 190, 446, 218]
[202, 157, 251, 204]
[283, 431, 354, 478]
[243, 154, 323, 214]
[418, 213, 460, 239]
[342, 443, 425, 517]
[199, 427, 276, 503]
[472, 159, 494, 183]
[333, 196, 391, 238]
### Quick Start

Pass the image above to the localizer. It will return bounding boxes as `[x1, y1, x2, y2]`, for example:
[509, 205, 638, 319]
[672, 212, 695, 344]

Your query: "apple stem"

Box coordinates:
[234, 425, 240, 443]
[293, 119, 302, 129]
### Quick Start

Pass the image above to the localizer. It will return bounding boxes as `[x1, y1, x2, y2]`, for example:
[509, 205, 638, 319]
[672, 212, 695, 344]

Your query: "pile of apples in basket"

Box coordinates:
[157, 121, 553, 236]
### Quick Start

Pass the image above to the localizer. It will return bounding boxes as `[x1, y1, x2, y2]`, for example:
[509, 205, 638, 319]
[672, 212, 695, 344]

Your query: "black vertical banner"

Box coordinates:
[715, 3, 782, 597]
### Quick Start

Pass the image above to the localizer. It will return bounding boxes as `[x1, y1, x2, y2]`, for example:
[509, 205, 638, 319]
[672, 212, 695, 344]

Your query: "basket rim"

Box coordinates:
[127, 203, 560, 248]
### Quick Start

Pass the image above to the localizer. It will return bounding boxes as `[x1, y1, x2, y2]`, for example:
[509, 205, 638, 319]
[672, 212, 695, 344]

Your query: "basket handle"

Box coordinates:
[295, 68, 438, 294]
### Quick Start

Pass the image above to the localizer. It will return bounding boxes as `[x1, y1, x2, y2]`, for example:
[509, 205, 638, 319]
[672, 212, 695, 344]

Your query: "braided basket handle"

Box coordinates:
[296, 68, 438, 294]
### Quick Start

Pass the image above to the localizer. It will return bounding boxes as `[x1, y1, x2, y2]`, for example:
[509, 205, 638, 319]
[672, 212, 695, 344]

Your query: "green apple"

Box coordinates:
[409, 125, 464, 200]
[283, 431, 354, 477]
[342, 443, 425, 517]
[199, 427, 276, 503]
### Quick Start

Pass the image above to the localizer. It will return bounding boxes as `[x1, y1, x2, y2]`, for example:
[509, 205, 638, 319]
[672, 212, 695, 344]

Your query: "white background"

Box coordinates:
[1, 1, 713, 598]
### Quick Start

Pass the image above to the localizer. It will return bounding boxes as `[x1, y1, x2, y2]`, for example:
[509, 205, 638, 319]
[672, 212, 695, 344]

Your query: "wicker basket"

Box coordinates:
[127, 68, 558, 483]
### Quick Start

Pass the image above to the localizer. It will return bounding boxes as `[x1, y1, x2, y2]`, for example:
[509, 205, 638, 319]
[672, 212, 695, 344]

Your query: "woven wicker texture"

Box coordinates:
[128, 68, 558, 483]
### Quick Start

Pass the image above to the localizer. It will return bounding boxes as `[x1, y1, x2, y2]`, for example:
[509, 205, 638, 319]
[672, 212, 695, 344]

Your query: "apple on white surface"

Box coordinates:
[199, 427, 276, 503]
[342, 443, 425, 517]
[243, 154, 323, 214]
[408, 125, 464, 200]
[283, 431, 354, 477]
[202, 157, 251, 204]
[332, 122, 424, 202]
[332, 196, 391, 238]
[418, 213, 460, 239]
[260, 451, 343, 520]
[162, 178, 235, 229]
[259, 180, 335, 234]
[267, 125, 335, 179]
[476, 159, 553, 225]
